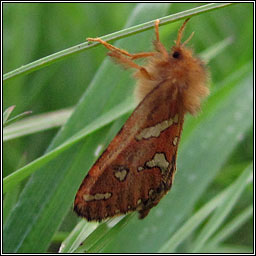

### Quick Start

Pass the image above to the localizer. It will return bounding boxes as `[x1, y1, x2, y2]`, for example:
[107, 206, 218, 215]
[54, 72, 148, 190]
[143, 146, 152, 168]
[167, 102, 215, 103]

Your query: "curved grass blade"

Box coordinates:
[3, 3, 233, 82]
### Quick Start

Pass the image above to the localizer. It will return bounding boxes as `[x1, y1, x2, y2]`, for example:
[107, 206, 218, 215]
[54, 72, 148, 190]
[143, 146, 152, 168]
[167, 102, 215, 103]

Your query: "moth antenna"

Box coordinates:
[175, 18, 190, 46]
[182, 31, 194, 46]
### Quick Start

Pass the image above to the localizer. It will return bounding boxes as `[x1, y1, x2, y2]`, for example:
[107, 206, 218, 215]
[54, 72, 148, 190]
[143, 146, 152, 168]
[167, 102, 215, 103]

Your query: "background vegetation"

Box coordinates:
[3, 3, 253, 253]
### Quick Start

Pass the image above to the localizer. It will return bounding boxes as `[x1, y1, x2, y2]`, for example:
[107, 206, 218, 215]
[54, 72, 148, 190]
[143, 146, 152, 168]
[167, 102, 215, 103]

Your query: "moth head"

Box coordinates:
[168, 18, 205, 74]
[169, 18, 195, 62]
[168, 18, 209, 115]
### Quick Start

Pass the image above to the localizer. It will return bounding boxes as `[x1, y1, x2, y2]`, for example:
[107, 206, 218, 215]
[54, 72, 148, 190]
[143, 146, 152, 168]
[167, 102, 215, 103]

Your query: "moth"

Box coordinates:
[74, 18, 209, 221]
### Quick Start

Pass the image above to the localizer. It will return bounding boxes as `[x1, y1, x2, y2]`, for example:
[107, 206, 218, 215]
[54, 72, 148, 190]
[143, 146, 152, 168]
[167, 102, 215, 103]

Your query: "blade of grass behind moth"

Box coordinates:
[200, 36, 233, 63]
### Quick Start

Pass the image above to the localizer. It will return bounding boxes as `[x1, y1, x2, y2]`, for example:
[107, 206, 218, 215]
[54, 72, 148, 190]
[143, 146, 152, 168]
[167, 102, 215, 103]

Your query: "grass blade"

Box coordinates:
[3, 105, 16, 124]
[3, 3, 233, 82]
[191, 163, 253, 252]
[59, 220, 98, 253]
[207, 204, 253, 247]
[75, 213, 135, 253]
[3, 108, 72, 141]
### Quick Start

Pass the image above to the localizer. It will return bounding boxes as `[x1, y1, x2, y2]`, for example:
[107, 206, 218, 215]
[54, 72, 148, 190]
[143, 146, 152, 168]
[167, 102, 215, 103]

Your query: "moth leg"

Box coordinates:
[107, 50, 154, 80]
[87, 37, 154, 80]
[87, 38, 155, 60]
[153, 19, 169, 59]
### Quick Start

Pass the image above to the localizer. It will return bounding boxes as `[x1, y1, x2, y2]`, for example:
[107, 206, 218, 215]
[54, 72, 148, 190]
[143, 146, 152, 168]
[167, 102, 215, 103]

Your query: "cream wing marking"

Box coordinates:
[114, 166, 129, 182]
[136, 114, 179, 141]
[83, 192, 112, 202]
[173, 136, 178, 146]
[145, 153, 170, 174]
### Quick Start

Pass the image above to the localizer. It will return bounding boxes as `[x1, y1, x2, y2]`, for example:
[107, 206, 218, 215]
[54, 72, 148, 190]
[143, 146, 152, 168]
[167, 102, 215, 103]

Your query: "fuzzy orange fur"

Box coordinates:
[134, 43, 209, 115]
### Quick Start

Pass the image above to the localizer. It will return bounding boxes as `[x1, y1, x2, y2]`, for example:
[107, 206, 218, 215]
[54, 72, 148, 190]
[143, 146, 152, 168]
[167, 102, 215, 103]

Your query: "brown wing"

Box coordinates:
[74, 80, 184, 221]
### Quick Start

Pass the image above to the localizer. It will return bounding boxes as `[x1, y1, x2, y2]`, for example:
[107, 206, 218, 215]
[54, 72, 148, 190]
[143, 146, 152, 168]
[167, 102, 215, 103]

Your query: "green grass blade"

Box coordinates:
[3, 185, 21, 223]
[3, 110, 32, 127]
[3, 153, 27, 224]
[72, 220, 115, 253]
[207, 204, 253, 247]
[3, 105, 16, 124]
[75, 213, 135, 253]
[51, 232, 69, 244]
[191, 163, 253, 252]
[3, 3, 233, 82]
[159, 186, 229, 252]
[59, 220, 98, 253]
[3, 108, 72, 141]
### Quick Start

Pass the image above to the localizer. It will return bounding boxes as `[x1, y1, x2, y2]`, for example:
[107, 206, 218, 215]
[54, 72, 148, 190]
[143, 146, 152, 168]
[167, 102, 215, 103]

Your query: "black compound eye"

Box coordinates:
[172, 51, 180, 59]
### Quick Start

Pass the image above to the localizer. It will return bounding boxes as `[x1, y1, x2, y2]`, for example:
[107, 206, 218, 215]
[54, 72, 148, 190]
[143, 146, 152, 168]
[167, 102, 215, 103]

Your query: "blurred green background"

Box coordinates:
[3, 3, 253, 253]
